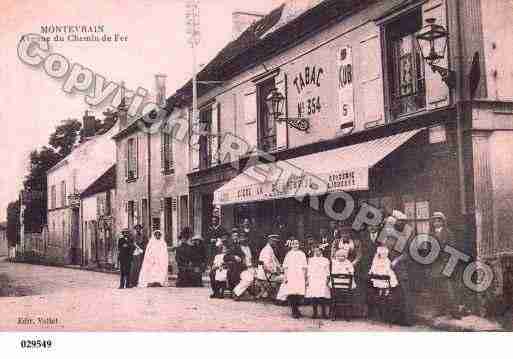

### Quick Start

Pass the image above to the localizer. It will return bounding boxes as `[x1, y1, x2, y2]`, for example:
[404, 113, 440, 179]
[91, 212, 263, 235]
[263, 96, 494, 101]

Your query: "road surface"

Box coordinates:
[0, 258, 429, 331]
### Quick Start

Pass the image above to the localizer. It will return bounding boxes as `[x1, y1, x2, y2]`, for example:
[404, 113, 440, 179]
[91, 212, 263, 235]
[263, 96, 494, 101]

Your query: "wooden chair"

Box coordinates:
[329, 274, 355, 321]
[368, 274, 395, 323]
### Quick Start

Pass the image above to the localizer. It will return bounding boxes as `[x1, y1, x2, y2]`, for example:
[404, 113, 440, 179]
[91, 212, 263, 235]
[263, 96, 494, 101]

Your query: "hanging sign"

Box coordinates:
[337, 46, 355, 134]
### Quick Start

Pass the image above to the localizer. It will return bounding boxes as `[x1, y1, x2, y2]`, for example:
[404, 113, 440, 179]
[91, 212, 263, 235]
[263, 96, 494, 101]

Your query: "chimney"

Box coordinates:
[82, 110, 97, 138]
[117, 81, 128, 129]
[232, 11, 264, 40]
[155, 74, 167, 107]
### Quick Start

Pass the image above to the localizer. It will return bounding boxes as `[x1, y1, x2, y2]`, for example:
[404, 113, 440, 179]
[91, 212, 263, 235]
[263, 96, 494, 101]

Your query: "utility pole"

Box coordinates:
[186, 0, 201, 127]
[186, 0, 201, 233]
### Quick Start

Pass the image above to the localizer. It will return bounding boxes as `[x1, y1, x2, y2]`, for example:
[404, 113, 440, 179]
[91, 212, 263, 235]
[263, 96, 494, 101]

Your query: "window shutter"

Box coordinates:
[123, 141, 128, 180]
[135, 136, 139, 178]
[359, 33, 385, 128]
[275, 74, 288, 150]
[422, 0, 449, 109]
[243, 92, 258, 152]
[211, 103, 220, 165]
[169, 132, 174, 170]
[160, 132, 165, 172]
[190, 108, 200, 171]
[135, 200, 140, 226]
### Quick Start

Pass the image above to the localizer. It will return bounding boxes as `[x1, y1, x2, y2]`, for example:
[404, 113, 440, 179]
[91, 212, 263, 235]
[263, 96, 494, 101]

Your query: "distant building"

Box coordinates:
[46, 111, 118, 265]
[0, 222, 7, 257]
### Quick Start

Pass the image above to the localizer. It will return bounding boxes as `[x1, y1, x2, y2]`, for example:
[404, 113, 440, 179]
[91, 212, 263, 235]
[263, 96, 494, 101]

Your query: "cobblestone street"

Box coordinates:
[0, 259, 432, 331]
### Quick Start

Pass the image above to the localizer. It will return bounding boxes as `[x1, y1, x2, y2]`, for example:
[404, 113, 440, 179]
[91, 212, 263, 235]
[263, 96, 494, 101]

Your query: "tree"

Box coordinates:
[22, 146, 62, 232]
[6, 200, 20, 247]
[49, 119, 82, 157]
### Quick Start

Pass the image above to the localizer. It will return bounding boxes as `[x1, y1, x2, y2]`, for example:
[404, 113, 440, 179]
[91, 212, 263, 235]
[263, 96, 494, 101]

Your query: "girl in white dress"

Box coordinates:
[306, 246, 331, 319]
[369, 246, 398, 296]
[282, 239, 307, 319]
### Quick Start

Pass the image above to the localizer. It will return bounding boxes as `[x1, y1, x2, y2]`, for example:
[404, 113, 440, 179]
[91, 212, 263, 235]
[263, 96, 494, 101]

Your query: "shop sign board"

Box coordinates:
[214, 167, 369, 205]
[337, 46, 355, 134]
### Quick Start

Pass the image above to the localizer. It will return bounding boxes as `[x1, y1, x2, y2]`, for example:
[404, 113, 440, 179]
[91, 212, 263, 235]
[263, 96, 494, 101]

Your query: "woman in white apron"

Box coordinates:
[138, 230, 169, 287]
[282, 239, 307, 319]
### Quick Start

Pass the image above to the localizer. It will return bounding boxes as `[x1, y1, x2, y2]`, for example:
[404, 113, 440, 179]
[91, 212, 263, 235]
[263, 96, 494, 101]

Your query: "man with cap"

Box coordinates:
[118, 230, 135, 289]
[429, 211, 461, 319]
[224, 229, 245, 291]
[206, 215, 228, 267]
[128, 224, 148, 288]
[240, 218, 260, 260]
[189, 234, 207, 287]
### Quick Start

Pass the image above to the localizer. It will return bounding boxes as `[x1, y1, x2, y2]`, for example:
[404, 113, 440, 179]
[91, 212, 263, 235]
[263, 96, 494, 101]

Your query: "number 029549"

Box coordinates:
[20, 339, 53, 349]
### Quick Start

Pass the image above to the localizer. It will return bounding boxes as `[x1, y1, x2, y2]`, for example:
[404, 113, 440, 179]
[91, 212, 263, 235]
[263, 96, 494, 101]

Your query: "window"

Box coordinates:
[199, 107, 212, 170]
[385, 9, 426, 119]
[161, 131, 174, 174]
[106, 191, 111, 215]
[60, 181, 66, 207]
[127, 201, 135, 229]
[258, 78, 277, 152]
[164, 197, 173, 246]
[50, 185, 56, 209]
[126, 137, 138, 181]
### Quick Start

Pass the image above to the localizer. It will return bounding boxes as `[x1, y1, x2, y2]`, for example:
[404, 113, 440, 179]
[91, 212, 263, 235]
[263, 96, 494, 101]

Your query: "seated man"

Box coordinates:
[233, 260, 258, 301]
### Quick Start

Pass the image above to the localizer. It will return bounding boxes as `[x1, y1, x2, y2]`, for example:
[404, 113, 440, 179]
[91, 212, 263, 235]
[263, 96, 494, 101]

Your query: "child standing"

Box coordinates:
[369, 246, 398, 296]
[210, 245, 228, 298]
[282, 239, 308, 319]
[306, 246, 331, 319]
[330, 249, 357, 289]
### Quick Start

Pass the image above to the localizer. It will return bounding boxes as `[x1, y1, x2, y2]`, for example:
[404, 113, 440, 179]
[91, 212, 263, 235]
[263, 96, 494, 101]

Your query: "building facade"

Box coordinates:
[164, 0, 513, 311]
[46, 113, 118, 265]
[113, 98, 190, 272]
[81, 165, 117, 268]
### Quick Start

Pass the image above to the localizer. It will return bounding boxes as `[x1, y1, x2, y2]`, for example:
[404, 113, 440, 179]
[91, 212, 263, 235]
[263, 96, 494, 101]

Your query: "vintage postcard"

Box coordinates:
[0, 0, 511, 340]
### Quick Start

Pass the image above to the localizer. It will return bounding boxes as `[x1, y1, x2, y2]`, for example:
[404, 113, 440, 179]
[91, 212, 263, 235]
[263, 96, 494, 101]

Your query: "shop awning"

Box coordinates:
[213, 129, 423, 206]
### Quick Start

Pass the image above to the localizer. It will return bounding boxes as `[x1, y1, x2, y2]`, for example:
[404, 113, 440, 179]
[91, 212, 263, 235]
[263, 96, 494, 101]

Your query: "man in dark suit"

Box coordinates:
[118, 230, 135, 289]
[429, 211, 462, 319]
[206, 215, 228, 266]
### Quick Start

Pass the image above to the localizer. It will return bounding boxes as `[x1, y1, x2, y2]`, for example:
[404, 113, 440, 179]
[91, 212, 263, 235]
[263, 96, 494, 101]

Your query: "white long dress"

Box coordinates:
[138, 233, 169, 287]
[282, 250, 307, 296]
[306, 256, 331, 299]
[369, 253, 398, 288]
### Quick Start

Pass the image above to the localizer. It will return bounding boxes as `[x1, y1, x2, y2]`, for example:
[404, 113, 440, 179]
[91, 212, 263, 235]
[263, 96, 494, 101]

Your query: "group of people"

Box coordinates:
[118, 224, 169, 289]
[116, 209, 461, 325]
[203, 210, 462, 325]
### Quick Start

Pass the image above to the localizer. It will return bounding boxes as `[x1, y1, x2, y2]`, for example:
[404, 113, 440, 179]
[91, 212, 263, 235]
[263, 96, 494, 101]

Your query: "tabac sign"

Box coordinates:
[337, 46, 355, 135]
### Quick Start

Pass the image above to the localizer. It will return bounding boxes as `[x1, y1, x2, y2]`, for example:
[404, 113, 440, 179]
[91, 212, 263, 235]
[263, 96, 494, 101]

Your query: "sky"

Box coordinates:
[0, 0, 283, 220]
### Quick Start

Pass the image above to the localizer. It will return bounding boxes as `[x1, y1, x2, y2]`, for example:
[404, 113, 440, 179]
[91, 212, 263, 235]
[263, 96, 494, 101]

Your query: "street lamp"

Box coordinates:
[416, 18, 456, 89]
[265, 87, 310, 132]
